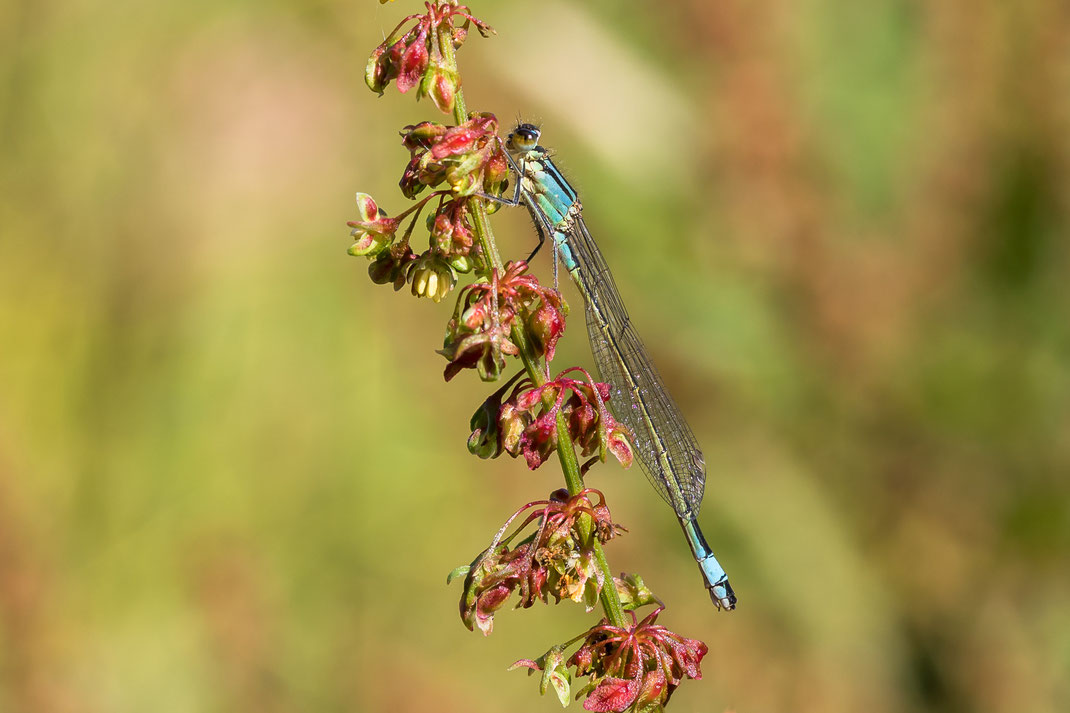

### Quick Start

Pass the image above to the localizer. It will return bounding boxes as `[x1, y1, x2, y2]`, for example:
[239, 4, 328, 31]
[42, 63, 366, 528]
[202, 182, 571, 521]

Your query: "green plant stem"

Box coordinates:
[550, 416, 627, 626]
[440, 23, 626, 628]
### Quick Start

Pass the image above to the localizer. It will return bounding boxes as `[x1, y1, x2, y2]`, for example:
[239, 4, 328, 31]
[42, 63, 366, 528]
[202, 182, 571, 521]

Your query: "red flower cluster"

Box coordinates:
[400, 115, 508, 199]
[451, 489, 623, 635]
[440, 261, 565, 381]
[347, 115, 510, 302]
[429, 196, 477, 263]
[365, 1, 494, 114]
[512, 606, 708, 712]
[494, 368, 634, 471]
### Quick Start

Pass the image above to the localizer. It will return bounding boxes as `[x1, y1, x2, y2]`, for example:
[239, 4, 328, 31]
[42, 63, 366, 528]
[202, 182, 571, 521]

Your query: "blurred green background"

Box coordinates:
[1, 0, 1068, 711]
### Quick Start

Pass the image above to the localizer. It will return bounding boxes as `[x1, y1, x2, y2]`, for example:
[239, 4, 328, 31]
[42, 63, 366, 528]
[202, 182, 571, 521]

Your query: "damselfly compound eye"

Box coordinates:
[508, 123, 541, 152]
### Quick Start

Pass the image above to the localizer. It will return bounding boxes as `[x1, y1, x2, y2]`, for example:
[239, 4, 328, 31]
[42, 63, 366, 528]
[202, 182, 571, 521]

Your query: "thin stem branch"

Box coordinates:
[438, 21, 626, 628]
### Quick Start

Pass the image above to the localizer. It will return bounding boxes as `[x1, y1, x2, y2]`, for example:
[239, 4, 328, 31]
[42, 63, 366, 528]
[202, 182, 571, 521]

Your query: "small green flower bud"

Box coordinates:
[423, 64, 458, 114]
[347, 231, 392, 257]
[444, 150, 484, 196]
[483, 150, 508, 194]
[368, 254, 393, 284]
[367, 245, 415, 289]
[400, 121, 448, 152]
[365, 47, 390, 94]
[450, 254, 474, 273]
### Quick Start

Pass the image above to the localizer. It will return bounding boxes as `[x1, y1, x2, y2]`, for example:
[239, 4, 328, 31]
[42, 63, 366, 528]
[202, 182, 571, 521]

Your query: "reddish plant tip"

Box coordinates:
[365, 2, 495, 114]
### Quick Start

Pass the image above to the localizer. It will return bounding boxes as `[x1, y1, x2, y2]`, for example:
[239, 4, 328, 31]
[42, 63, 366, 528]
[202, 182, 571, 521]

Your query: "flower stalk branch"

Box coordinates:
[436, 15, 626, 628]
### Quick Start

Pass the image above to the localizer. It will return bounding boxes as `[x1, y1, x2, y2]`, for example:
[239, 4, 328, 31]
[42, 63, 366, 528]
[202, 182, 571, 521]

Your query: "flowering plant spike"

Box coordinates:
[347, 2, 711, 709]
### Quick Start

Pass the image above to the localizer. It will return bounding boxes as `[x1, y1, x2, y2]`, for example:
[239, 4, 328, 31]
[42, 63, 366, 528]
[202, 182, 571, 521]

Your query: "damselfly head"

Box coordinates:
[507, 123, 541, 152]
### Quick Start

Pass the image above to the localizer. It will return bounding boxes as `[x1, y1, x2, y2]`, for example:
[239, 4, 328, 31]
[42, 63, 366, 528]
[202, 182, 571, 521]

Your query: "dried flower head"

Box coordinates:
[450, 489, 625, 634]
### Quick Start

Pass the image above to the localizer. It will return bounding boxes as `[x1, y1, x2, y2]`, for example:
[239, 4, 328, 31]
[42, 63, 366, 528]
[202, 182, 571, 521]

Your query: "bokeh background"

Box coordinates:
[1, 0, 1068, 711]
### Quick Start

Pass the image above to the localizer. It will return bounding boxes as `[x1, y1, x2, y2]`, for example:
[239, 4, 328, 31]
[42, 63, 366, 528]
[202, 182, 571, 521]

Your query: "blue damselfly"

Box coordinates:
[491, 123, 736, 610]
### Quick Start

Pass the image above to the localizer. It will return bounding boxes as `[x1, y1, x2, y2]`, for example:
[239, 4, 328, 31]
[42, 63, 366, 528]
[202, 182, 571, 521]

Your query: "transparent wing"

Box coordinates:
[561, 217, 707, 517]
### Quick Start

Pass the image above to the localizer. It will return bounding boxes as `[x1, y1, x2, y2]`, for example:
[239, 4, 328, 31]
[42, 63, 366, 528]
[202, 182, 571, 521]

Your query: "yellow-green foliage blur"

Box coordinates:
[1, 1, 1067, 712]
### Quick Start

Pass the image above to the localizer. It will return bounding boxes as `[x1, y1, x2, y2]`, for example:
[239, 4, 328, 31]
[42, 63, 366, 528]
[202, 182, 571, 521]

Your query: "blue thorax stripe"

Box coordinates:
[528, 156, 577, 229]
